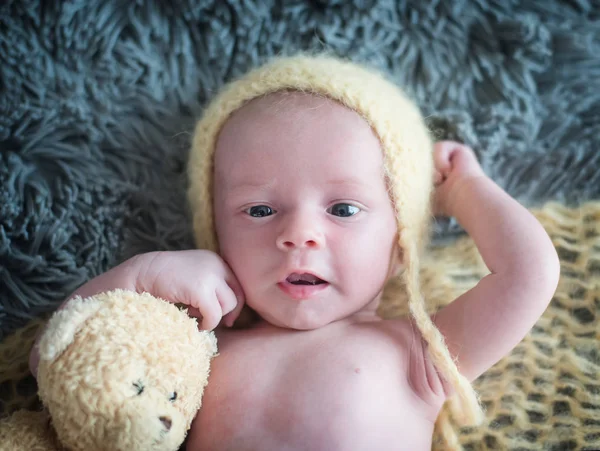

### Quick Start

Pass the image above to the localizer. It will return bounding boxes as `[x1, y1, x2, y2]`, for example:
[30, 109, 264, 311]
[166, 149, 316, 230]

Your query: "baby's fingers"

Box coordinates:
[198, 299, 223, 331]
[188, 284, 222, 330]
[221, 262, 246, 327]
[186, 303, 223, 331]
[217, 283, 244, 328]
[450, 144, 480, 170]
[433, 141, 455, 177]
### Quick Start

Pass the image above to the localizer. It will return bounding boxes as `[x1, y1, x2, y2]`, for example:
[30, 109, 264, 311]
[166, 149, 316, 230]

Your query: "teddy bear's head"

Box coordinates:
[35, 289, 217, 451]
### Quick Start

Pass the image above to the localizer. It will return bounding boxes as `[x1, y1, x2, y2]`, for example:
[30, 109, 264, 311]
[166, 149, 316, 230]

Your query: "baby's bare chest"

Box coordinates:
[187, 321, 440, 451]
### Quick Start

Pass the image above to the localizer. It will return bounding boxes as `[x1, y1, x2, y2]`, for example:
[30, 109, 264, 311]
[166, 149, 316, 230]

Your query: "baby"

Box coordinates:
[30, 55, 560, 450]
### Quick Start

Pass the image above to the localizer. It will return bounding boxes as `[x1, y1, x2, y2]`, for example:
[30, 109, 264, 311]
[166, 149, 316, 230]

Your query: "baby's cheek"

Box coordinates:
[222, 237, 269, 293]
[337, 231, 391, 278]
[219, 225, 255, 263]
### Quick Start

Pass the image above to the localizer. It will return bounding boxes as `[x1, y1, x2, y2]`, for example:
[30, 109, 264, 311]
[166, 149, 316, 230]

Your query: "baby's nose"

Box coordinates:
[276, 216, 324, 250]
[278, 237, 320, 250]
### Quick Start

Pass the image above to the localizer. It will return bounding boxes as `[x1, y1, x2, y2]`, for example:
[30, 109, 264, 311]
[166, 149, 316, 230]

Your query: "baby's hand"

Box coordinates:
[134, 250, 245, 330]
[433, 141, 486, 217]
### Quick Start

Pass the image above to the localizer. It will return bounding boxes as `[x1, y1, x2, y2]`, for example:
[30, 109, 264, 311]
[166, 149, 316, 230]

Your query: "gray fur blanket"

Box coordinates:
[1, 0, 599, 339]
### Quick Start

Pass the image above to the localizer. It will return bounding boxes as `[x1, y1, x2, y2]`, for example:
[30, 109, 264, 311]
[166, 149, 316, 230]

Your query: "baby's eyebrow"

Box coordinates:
[225, 177, 368, 193]
[326, 177, 369, 188]
[226, 179, 276, 192]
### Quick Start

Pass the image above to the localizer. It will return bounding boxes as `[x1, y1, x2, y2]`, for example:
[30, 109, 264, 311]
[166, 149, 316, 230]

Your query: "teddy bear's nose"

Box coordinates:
[159, 416, 172, 431]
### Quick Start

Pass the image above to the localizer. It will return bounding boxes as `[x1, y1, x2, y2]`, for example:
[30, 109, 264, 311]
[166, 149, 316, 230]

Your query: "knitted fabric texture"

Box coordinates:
[187, 53, 483, 426]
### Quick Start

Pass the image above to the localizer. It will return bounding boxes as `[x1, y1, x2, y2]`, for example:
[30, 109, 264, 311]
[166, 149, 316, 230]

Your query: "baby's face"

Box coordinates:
[213, 92, 399, 329]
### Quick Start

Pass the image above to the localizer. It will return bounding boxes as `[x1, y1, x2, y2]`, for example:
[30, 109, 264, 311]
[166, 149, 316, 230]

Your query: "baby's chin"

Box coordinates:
[254, 308, 336, 331]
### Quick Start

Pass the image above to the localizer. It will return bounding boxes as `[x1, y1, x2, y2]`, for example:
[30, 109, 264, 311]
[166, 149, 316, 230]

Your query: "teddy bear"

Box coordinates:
[0, 289, 218, 451]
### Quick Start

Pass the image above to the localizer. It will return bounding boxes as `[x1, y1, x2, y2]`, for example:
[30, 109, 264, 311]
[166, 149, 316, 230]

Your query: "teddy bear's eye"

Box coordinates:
[169, 391, 177, 402]
[133, 381, 145, 395]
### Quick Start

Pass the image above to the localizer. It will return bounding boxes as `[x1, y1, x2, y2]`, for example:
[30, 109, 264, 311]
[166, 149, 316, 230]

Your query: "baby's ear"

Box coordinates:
[37, 295, 104, 364]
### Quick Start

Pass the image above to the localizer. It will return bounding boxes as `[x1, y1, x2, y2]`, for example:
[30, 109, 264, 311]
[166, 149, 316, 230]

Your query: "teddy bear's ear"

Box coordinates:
[38, 295, 104, 363]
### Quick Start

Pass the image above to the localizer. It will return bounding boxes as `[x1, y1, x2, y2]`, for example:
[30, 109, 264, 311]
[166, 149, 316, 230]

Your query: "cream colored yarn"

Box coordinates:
[187, 53, 484, 426]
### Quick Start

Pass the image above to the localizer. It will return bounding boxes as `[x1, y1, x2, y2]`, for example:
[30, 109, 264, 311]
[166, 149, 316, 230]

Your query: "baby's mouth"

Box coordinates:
[279, 272, 330, 300]
[286, 273, 327, 286]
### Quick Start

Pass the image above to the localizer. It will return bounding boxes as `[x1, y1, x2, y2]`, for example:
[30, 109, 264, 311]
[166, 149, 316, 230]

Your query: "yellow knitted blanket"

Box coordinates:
[1, 202, 599, 450]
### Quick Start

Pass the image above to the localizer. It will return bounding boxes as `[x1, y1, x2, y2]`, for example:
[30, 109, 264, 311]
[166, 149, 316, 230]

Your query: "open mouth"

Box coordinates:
[279, 272, 330, 300]
[286, 273, 327, 286]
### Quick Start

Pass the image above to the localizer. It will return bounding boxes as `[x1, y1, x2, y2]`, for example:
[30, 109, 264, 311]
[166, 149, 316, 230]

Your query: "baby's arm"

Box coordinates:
[431, 141, 560, 382]
[29, 250, 244, 377]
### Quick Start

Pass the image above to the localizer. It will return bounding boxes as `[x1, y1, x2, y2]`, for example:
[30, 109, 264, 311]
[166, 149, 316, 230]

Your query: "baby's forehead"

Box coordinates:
[219, 91, 376, 147]
[217, 90, 382, 152]
[223, 90, 348, 126]
[213, 90, 389, 188]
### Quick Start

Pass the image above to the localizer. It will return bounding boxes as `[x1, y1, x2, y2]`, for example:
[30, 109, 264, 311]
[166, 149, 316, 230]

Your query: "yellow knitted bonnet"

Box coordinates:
[187, 54, 483, 426]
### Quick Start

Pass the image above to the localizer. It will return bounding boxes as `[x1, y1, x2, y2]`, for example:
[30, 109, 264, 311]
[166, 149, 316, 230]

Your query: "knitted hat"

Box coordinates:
[187, 53, 484, 426]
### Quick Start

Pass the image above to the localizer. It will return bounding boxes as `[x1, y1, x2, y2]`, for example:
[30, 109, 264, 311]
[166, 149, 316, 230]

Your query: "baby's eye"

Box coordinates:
[246, 205, 275, 217]
[327, 203, 360, 217]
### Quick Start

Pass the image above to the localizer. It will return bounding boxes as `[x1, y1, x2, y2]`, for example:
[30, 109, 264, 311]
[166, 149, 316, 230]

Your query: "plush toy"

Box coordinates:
[0, 289, 218, 451]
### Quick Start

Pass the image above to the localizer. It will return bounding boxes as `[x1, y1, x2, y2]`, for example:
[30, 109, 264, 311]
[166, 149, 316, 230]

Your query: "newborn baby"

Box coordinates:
[30, 56, 560, 450]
